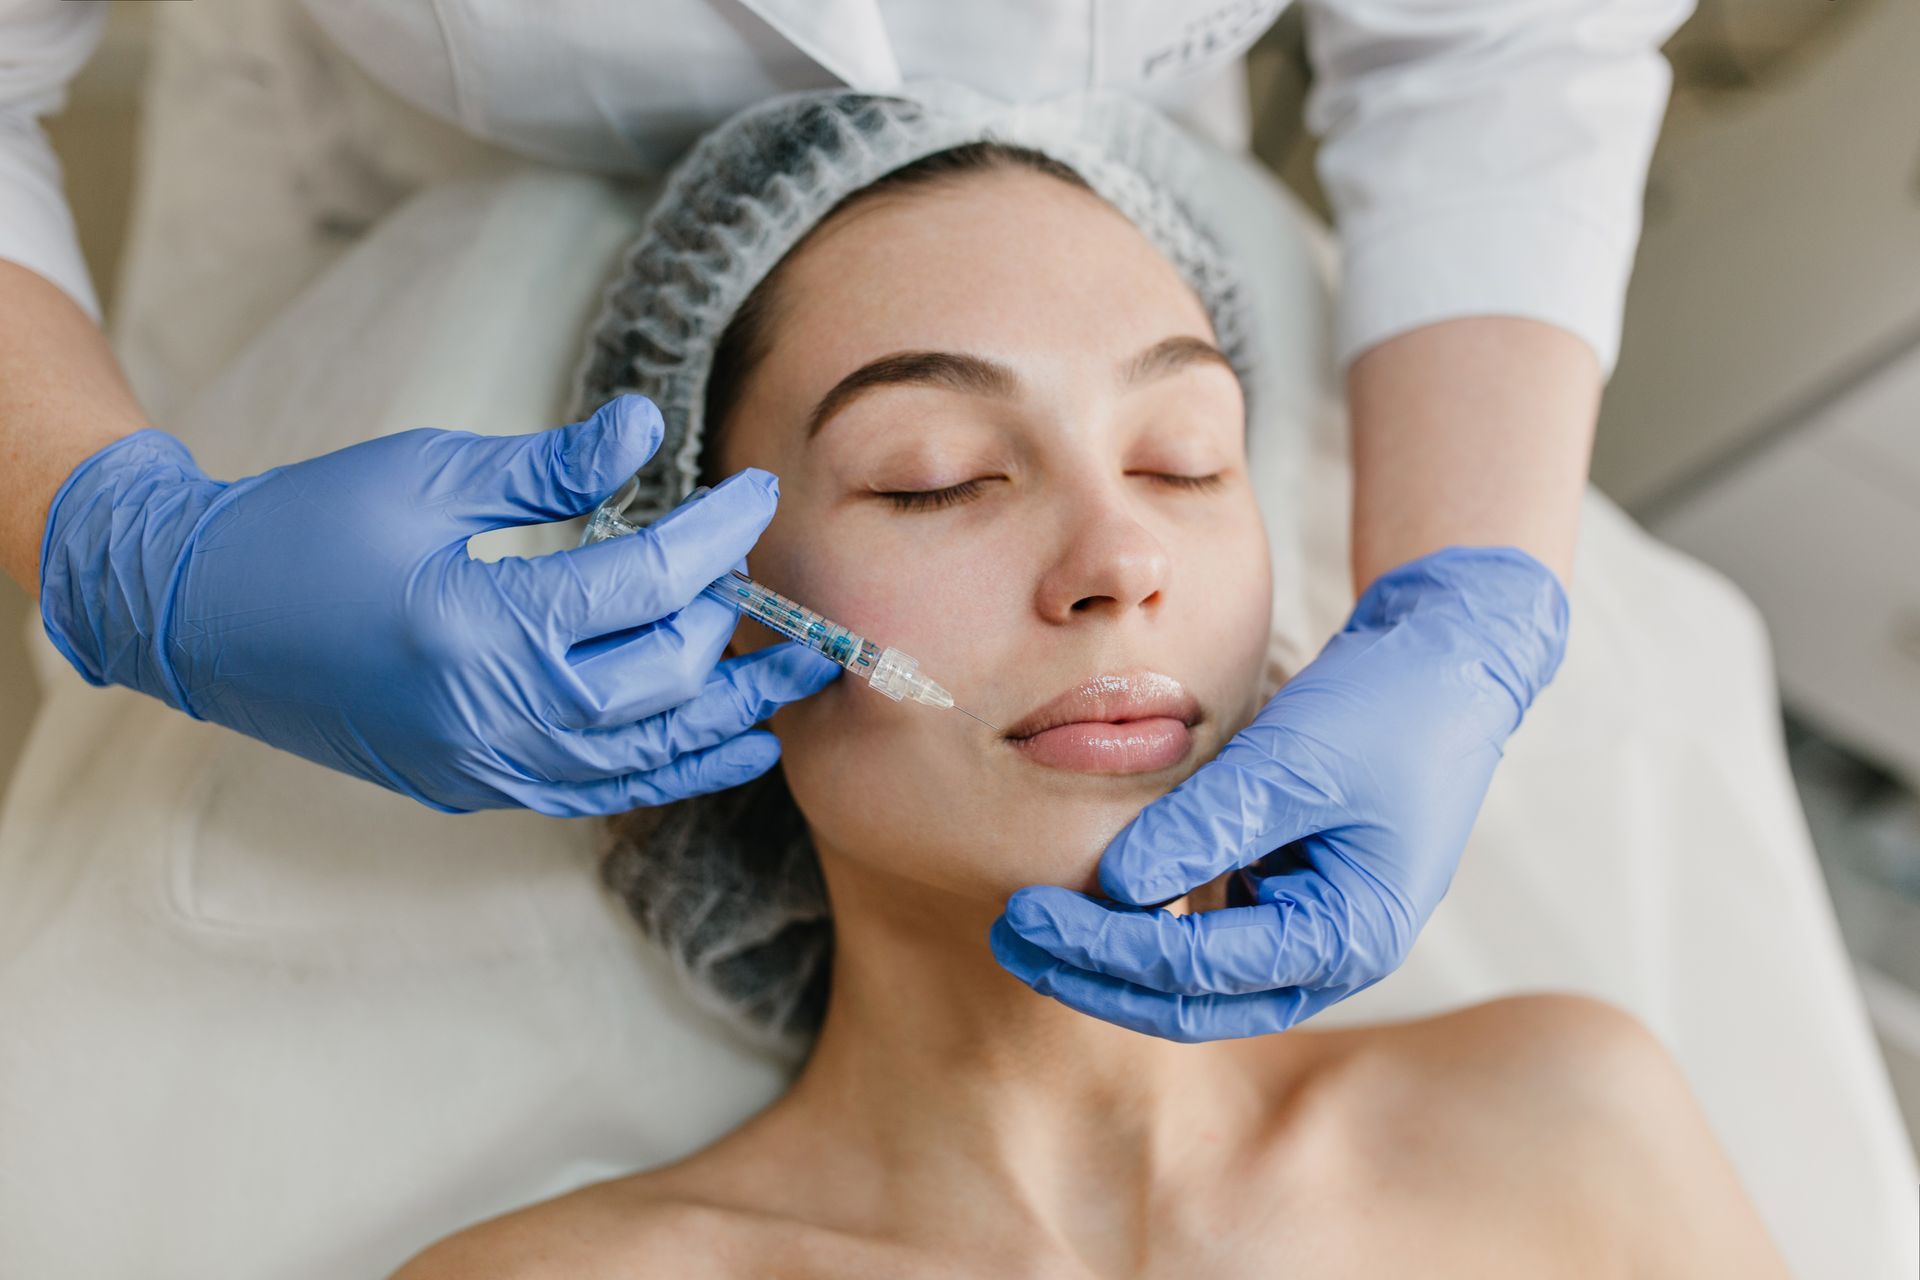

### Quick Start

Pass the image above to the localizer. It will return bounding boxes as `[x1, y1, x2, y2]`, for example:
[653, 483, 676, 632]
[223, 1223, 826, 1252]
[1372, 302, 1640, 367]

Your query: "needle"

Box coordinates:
[956, 706, 1006, 736]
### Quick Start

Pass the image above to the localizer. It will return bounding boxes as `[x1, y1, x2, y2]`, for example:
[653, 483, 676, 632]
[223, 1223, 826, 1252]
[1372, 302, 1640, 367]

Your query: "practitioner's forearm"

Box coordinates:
[1345, 316, 1601, 593]
[0, 259, 150, 594]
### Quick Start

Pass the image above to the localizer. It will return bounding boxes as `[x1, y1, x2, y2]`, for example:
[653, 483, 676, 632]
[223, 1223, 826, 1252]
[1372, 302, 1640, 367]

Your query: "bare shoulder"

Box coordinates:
[1395, 991, 1681, 1106]
[1339, 993, 1789, 1277]
[388, 1174, 750, 1280]
[1410, 994, 1738, 1163]
[1314, 994, 1684, 1168]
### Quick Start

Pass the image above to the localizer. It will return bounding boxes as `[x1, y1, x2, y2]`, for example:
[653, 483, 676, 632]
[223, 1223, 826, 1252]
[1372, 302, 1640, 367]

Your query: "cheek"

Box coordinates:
[1207, 502, 1277, 721]
[748, 516, 1019, 887]
[743, 494, 1012, 690]
[768, 647, 1028, 901]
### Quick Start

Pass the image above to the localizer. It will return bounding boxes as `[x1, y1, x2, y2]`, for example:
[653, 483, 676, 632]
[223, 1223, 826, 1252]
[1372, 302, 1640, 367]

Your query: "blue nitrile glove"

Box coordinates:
[990, 546, 1569, 1041]
[38, 395, 840, 816]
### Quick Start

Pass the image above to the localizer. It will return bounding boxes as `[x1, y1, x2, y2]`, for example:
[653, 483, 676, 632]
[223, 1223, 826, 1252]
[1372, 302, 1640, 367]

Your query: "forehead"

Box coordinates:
[765, 168, 1218, 386]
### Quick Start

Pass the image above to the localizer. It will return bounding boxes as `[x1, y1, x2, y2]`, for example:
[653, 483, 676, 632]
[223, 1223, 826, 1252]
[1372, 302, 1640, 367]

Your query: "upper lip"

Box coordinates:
[1002, 671, 1201, 741]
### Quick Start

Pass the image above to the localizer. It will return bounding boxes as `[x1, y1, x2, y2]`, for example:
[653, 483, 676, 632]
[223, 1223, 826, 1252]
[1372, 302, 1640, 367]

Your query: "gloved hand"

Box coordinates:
[990, 546, 1569, 1041]
[38, 396, 839, 816]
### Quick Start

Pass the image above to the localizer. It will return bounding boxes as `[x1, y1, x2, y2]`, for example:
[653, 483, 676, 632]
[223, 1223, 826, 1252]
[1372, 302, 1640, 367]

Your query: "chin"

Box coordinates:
[974, 818, 1123, 900]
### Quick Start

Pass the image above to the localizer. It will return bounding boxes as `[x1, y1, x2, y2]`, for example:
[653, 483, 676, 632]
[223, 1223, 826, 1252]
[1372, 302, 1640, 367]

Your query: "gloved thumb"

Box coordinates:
[446, 395, 666, 528]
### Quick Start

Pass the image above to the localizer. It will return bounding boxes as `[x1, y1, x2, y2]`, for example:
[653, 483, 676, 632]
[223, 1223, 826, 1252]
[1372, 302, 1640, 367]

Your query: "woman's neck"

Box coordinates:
[766, 852, 1309, 1243]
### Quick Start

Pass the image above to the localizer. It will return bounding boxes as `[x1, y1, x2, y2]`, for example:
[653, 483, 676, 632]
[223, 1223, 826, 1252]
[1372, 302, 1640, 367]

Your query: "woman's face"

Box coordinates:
[715, 165, 1272, 903]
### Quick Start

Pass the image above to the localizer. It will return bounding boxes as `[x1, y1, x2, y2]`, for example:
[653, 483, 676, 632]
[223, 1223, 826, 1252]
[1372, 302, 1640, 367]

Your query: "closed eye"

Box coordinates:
[877, 472, 1224, 512]
[1141, 472, 1225, 492]
[877, 478, 991, 512]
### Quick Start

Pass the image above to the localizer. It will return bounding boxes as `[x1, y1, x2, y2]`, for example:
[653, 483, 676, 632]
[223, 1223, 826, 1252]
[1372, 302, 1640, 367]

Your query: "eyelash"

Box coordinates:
[877, 473, 1224, 512]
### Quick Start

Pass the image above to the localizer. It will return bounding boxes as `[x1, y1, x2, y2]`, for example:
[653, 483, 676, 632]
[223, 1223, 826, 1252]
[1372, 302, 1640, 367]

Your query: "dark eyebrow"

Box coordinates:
[1120, 335, 1235, 386]
[805, 351, 1019, 440]
[803, 337, 1232, 442]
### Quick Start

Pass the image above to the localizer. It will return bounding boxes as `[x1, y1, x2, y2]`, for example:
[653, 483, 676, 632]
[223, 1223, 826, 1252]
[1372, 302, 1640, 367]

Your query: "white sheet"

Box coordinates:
[2, 154, 1912, 1280]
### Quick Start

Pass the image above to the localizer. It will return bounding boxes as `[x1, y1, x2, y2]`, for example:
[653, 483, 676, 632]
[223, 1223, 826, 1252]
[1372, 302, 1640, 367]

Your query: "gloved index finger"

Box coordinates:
[1097, 722, 1330, 906]
[530, 468, 781, 638]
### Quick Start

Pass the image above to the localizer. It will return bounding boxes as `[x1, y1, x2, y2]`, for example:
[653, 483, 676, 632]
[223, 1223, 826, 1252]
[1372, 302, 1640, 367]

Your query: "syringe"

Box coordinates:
[581, 490, 1001, 731]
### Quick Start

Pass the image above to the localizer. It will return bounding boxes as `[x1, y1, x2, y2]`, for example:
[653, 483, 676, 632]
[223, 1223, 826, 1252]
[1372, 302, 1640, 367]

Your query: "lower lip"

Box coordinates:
[1005, 717, 1193, 774]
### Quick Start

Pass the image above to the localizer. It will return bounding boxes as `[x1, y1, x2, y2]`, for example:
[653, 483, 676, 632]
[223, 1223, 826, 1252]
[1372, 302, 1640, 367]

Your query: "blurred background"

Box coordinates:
[5, 0, 1917, 1155]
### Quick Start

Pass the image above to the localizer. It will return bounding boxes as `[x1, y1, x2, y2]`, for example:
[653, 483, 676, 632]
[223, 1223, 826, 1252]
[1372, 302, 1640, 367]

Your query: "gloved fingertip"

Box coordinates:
[724, 727, 783, 771]
[640, 470, 778, 575]
[650, 729, 784, 803]
[691, 468, 778, 519]
[555, 396, 665, 502]
[603, 394, 665, 450]
[730, 643, 841, 708]
[769, 639, 842, 679]
[786, 647, 845, 694]
[743, 467, 779, 502]
[987, 915, 1056, 987]
[1003, 885, 1067, 936]
[1098, 861, 1175, 908]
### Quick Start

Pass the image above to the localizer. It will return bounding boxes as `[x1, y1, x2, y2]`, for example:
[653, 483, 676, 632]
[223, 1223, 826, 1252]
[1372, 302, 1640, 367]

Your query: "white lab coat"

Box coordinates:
[1, 0, 1691, 376]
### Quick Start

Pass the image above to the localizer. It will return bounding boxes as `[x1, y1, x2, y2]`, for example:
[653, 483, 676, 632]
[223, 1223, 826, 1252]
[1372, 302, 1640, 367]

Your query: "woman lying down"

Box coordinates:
[398, 87, 1786, 1278]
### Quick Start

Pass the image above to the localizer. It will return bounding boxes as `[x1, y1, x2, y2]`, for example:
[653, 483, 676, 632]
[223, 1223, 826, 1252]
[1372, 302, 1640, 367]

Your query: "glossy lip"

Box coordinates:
[1002, 672, 1201, 775]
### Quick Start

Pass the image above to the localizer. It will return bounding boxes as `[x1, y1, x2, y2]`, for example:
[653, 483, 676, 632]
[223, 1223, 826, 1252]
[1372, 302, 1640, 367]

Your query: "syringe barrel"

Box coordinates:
[701, 571, 882, 680]
[581, 488, 952, 705]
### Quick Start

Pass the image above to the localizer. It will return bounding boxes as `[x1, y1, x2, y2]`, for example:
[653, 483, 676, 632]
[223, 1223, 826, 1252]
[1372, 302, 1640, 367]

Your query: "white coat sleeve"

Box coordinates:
[1301, 0, 1695, 377]
[0, 0, 108, 321]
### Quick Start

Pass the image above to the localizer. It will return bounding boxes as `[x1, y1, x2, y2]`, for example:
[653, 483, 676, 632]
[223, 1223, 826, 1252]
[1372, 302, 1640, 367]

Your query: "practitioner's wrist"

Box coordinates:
[1347, 545, 1571, 723]
[38, 428, 226, 713]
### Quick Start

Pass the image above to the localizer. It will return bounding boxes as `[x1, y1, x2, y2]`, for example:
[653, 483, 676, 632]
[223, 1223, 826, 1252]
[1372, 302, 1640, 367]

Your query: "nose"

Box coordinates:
[1032, 481, 1172, 624]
